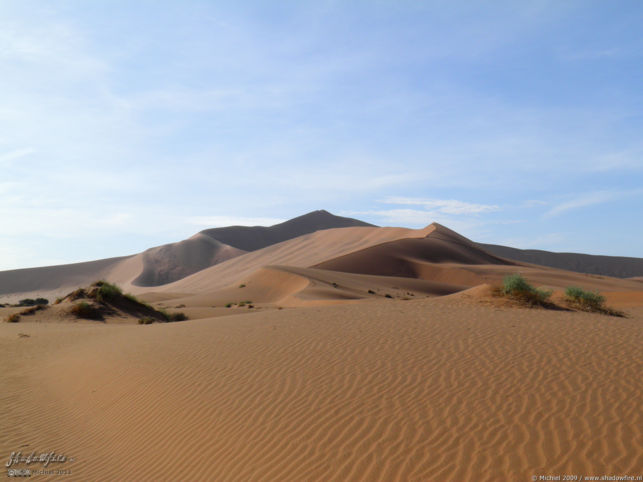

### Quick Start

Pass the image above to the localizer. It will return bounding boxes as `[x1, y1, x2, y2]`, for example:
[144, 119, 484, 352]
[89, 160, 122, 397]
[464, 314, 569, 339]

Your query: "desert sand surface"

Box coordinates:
[2, 218, 642, 481]
[1, 295, 642, 481]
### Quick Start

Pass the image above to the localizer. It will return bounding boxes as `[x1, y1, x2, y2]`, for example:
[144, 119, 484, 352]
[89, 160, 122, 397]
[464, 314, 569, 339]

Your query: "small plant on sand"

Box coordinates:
[168, 312, 188, 321]
[138, 317, 156, 325]
[225, 302, 232, 308]
[384, 293, 393, 299]
[95, 281, 123, 303]
[501, 274, 552, 307]
[18, 298, 46, 307]
[368, 289, 375, 294]
[6, 313, 21, 323]
[565, 286, 624, 316]
[70, 302, 103, 321]
[239, 284, 246, 288]
[20, 305, 46, 316]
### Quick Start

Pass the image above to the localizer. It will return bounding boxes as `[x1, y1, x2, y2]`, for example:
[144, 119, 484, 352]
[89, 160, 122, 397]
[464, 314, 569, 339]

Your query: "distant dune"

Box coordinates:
[315, 223, 515, 278]
[0, 210, 374, 299]
[480, 243, 643, 278]
[154, 224, 434, 295]
[133, 234, 247, 286]
[2, 212, 643, 480]
[200, 209, 375, 251]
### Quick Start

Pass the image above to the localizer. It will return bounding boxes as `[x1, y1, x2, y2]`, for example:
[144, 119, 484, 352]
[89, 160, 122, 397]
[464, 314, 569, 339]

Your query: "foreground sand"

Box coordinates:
[1, 297, 641, 481]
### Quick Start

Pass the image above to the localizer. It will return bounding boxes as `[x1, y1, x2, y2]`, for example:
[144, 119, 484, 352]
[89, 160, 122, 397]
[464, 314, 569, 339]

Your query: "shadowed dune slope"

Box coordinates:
[480, 243, 643, 278]
[314, 223, 516, 279]
[200, 209, 375, 251]
[132, 234, 246, 286]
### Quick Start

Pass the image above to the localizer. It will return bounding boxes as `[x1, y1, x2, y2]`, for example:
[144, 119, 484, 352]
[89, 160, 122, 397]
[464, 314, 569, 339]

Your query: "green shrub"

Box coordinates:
[501, 274, 552, 306]
[70, 302, 103, 320]
[502, 274, 532, 295]
[565, 286, 606, 310]
[95, 281, 122, 303]
[18, 298, 37, 306]
[239, 284, 246, 288]
[138, 317, 156, 325]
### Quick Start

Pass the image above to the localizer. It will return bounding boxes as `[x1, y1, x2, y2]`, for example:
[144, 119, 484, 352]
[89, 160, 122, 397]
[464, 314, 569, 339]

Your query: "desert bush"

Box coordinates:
[385, 294, 393, 299]
[501, 274, 552, 306]
[34, 298, 49, 305]
[225, 303, 232, 308]
[368, 289, 375, 294]
[167, 312, 188, 321]
[565, 286, 605, 309]
[70, 302, 103, 320]
[95, 281, 122, 303]
[20, 305, 45, 316]
[239, 284, 246, 288]
[138, 317, 156, 325]
[18, 298, 36, 306]
[6, 313, 20, 323]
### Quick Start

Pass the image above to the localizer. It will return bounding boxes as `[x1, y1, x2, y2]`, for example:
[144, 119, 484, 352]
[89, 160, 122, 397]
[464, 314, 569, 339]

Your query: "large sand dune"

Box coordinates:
[0, 211, 377, 301]
[151, 224, 435, 295]
[2, 216, 643, 480]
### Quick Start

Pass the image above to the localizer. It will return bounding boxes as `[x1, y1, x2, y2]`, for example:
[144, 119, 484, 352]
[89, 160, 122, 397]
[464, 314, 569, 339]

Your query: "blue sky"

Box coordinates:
[1, 1, 642, 270]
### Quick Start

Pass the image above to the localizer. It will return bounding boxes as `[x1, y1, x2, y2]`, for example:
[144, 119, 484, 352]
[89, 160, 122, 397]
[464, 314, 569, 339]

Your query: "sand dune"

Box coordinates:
[150, 225, 435, 296]
[0, 255, 133, 303]
[200, 209, 375, 252]
[480, 242, 643, 278]
[2, 217, 643, 480]
[315, 223, 514, 277]
[161, 264, 466, 312]
[2, 297, 641, 481]
[313, 224, 643, 294]
[0, 210, 374, 300]
[132, 233, 246, 286]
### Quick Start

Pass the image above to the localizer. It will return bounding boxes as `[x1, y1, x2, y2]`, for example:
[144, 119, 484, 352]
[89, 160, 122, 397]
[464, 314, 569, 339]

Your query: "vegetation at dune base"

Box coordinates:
[70, 302, 103, 321]
[20, 305, 46, 316]
[18, 298, 49, 307]
[565, 286, 624, 317]
[6, 313, 21, 323]
[138, 317, 156, 325]
[501, 274, 553, 307]
[95, 280, 123, 303]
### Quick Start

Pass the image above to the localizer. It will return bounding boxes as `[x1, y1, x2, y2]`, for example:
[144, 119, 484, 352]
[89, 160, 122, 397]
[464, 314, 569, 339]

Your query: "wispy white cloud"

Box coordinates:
[382, 196, 500, 214]
[544, 191, 617, 217]
[187, 216, 286, 227]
